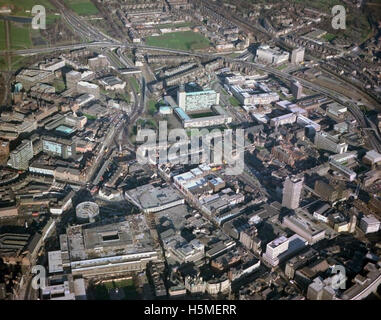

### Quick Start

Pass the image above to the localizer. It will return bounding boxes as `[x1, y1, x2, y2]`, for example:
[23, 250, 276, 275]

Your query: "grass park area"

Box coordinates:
[323, 33, 336, 42]
[53, 79, 66, 93]
[276, 63, 288, 71]
[93, 279, 139, 300]
[0, 21, 5, 50]
[0, 0, 63, 51]
[129, 77, 140, 93]
[0, 0, 56, 17]
[64, 0, 99, 16]
[10, 24, 31, 49]
[0, 0, 59, 25]
[148, 100, 157, 116]
[229, 96, 241, 107]
[147, 99, 166, 116]
[190, 112, 215, 118]
[0, 21, 31, 50]
[83, 113, 97, 120]
[145, 31, 211, 51]
[0, 55, 29, 72]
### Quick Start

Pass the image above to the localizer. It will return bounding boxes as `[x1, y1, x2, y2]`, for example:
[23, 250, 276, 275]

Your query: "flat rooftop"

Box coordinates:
[65, 215, 155, 261]
[126, 184, 183, 211]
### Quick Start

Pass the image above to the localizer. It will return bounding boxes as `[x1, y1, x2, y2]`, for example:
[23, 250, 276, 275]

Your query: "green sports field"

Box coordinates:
[10, 24, 31, 49]
[64, 0, 99, 16]
[145, 31, 211, 51]
[0, 0, 55, 17]
[0, 21, 32, 50]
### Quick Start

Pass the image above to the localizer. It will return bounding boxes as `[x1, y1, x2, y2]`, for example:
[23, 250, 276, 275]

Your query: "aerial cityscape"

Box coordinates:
[0, 0, 381, 304]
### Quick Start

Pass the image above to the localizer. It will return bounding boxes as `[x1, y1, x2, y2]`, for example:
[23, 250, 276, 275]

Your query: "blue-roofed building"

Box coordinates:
[159, 106, 173, 115]
[174, 107, 191, 121]
[14, 83, 23, 93]
[56, 125, 75, 135]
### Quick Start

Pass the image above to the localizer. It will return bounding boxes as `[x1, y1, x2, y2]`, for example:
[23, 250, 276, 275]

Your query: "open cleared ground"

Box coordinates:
[293, 0, 344, 12]
[145, 31, 211, 51]
[64, 0, 99, 16]
[156, 22, 194, 29]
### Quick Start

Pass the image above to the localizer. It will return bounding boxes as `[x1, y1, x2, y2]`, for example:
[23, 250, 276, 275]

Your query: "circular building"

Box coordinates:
[76, 201, 99, 223]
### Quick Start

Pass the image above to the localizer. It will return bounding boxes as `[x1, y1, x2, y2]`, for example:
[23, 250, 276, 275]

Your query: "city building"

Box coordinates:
[314, 131, 348, 154]
[77, 81, 100, 99]
[262, 234, 308, 267]
[314, 180, 350, 203]
[66, 71, 82, 89]
[270, 113, 297, 127]
[99, 76, 126, 91]
[41, 274, 87, 300]
[291, 81, 303, 99]
[326, 103, 347, 121]
[60, 216, 159, 277]
[42, 136, 76, 159]
[363, 150, 381, 166]
[163, 236, 205, 264]
[282, 176, 304, 210]
[306, 276, 338, 300]
[39, 59, 65, 72]
[230, 84, 279, 106]
[256, 45, 289, 65]
[283, 214, 326, 244]
[125, 184, 185, 213]
[76, 202, 100, 223]
[0, 139, 10, 158]
[88, 55, 109, 71]
[329, 160, 357, 181]
[15, 69, 55, 90]
[7, 140, 34, 170]
[177, 85, 220, 113]
[291, 47, 305, 64]
[180, 114, 232, 128]
[159, 106, 173, 115]
[359, 215, 380, 234]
